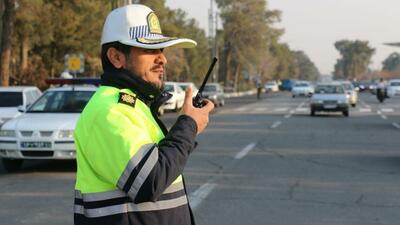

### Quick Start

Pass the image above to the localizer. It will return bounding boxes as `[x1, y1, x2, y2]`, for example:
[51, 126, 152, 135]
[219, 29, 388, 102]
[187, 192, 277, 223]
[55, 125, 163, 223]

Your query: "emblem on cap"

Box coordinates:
[118, 93, 136, 108]
[147, 12, 162, 34]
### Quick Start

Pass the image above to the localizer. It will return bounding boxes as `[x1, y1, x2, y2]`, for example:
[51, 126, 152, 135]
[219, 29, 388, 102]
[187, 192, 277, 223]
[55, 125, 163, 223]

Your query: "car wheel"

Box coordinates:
[219, 99, 225, 107]
[351, 103, 356, 107]
[310, 108, 315, 116]
[158, 107, 164, 116]
[343, 110, 349, 117]
[2, 158, 23, 172]
[174, 102, 179, 112]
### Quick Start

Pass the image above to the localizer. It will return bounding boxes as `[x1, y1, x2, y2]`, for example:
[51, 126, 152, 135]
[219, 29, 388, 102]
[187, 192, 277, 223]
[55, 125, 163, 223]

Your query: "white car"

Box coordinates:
[162, 82, 185, 112]
[340, 81, 358, 107]
[177, 82, 199, 97]
[264, 81, 279, 92]
[291, 82, 314, 97]
[387, 79, 400, 97]
[0, 85, 96, 172]
[0, 86, 42, 126]
[310, 82, 350, 117]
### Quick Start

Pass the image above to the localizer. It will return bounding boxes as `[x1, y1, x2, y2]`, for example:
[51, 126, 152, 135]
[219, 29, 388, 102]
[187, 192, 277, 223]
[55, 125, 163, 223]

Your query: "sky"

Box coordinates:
[165, 0, 400, 75]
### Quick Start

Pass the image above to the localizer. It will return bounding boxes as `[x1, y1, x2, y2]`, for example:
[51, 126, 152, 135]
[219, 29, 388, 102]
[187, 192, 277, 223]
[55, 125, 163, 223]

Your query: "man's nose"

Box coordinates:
[156, 52, 167, 65]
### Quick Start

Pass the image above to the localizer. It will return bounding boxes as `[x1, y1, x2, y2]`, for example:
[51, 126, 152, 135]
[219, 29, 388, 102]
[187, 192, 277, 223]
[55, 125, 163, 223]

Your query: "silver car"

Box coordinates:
[341, 81, 358, 107]
[291, 81, 314, 98]
[203, 83, 225, 107]
[310, 83, 350, 117]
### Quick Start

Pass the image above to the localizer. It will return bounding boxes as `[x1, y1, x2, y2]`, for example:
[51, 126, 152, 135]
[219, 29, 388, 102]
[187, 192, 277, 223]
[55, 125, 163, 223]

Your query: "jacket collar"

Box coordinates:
[101, 67, 162, 105]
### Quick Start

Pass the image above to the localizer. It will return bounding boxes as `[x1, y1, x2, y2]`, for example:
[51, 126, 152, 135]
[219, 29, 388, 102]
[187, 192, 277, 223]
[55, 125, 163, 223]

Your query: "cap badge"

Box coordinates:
[147, 12, 162, 34]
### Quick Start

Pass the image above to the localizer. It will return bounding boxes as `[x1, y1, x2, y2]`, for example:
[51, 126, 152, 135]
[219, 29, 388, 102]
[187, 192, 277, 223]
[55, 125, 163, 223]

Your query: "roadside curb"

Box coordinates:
[224, 89, 257, 98]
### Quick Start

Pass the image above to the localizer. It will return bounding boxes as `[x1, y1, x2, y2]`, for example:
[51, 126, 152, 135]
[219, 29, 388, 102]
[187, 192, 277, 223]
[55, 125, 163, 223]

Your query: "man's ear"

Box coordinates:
[107, 47, 126, 69]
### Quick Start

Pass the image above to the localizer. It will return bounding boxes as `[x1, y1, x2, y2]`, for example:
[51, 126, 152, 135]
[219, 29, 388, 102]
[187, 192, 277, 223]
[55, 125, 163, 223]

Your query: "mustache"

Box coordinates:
[151, 65, 165, 71]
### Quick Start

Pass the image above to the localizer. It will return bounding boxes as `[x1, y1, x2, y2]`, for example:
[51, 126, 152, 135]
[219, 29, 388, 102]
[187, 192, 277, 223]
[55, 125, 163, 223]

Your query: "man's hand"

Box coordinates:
[181, 87, 214, 134]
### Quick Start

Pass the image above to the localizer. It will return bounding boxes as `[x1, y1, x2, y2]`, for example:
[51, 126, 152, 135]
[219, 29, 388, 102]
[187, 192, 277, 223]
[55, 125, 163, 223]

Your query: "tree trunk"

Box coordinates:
[20, 35, 29, 74]
[0, 0, 16, 86]
[224, 44, 232, 86]
[233, 64, 240, 92]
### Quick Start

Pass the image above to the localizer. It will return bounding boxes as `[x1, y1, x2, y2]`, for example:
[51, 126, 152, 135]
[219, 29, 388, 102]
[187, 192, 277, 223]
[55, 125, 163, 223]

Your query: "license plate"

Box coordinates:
[21, 142, 52, 148]
[324, 104, 337, 109]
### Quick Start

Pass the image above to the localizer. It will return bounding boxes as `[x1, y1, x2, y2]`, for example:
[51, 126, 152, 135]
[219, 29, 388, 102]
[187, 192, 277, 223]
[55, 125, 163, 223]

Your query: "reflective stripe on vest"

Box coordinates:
[74, 181, 186, 218]
[117, 143, 158, 200]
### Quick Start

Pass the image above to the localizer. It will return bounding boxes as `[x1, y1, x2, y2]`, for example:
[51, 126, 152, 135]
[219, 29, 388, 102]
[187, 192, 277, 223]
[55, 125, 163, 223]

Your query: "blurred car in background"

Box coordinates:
[291, 81, 314, 97]
[0, 84, 96, 172]
[203, 83, 225, 106]
[310, 82, 349, 117]
[340, 81, 358, 107]
[355, 80, 376, 93]
[162, 82, 185, 112]
[387, 79, 400, 98]
[177, 82, 199, 97]
[264, 81, 279, 93]
[0, 86, 42, 127]
[281, 79, 295, 91]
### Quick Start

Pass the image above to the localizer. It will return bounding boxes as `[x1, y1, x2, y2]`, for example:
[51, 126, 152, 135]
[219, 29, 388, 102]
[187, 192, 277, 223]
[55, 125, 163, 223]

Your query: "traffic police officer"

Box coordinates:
[73, 4, 214, 225]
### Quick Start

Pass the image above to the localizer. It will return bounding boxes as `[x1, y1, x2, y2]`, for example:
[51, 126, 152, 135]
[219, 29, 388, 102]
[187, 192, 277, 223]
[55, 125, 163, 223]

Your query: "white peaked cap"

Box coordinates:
[101, 4, 197, 49]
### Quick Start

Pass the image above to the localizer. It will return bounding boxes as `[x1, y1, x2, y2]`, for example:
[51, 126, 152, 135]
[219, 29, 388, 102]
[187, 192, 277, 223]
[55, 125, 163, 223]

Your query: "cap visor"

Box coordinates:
[120, 36, 197, 49]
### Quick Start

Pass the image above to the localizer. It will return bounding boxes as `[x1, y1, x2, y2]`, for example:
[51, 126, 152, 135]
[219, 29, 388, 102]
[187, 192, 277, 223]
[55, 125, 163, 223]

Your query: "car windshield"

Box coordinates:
[295, 83, 309, 87]
[0, 92, 23, 107]
[315, 85, 345, 94]
[390, 82, 400, 86]
[164, 84, 174, 92]
[179, 84, 189, 90]
[204, 85, 217, 92]
[27, 90, 94, 113]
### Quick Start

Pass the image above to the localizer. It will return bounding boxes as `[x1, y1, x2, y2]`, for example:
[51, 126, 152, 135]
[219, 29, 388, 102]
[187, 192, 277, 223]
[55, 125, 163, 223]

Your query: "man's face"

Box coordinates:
[124, 47, 167, 89]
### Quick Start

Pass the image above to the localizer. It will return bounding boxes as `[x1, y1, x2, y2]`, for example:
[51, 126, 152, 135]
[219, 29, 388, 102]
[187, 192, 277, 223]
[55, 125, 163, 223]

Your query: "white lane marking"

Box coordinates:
[295, 108, 308, 112]
[377, 110, 382, 115]
[255, 107, 266, 111]
[271, 121, 282, 129]
[393, 123, 400, 129]
[381, 115, 388, 120]
[234, 142, 257, 159]
[359, 108, 371, 112]
[298, 102, 306, 108]
[290, 109, 295, 114]
[381, 108, 394, 113]
[235, 107, 248, 112]
[284, 114, 292, 119]
[274, 108, 288, 112]
[189, 183, 217, 209]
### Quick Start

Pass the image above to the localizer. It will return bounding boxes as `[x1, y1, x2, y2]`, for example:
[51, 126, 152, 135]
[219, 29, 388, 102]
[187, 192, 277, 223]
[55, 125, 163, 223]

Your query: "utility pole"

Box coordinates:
[208, 0, 219, 82]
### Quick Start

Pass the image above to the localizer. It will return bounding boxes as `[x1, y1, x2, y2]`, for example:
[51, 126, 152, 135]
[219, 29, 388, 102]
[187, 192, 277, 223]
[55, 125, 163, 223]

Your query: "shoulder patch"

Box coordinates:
[118, 93, 136, 108]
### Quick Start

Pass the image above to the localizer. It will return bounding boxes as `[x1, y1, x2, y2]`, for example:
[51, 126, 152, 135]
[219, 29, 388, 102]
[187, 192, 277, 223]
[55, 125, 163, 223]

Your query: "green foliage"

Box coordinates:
[7, 0, 210, 88]
[269, 43, 294, 80]
[382, 52, 400, 72]
[291, 51, 320, 80]
[5, 0, 320, 91]
[216, 0, 282, 91]
[333, 40, 375, 80]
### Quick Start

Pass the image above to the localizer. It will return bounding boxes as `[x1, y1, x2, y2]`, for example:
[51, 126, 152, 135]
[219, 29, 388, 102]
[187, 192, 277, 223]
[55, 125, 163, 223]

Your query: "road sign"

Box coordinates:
[65, 53, 84, 74]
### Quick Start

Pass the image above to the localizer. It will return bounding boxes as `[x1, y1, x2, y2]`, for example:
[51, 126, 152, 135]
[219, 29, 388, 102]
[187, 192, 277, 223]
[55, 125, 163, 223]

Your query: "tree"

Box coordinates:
[382, 52, 400, 72]
[216, 0, 281, 91]
[291, 51, 320, 80]
[0, 0, 16, 86]
[333, 40, 375, 80]
[269, 43, 294, 80]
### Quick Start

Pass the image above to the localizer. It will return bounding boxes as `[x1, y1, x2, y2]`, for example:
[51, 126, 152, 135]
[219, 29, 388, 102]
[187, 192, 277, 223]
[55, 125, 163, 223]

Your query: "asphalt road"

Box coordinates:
[1, 91, 400, 225]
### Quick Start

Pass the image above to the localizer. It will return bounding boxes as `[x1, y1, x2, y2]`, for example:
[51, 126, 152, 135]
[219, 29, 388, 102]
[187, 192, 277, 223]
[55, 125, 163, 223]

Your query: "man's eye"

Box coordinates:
[144, 49, 162, 54]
